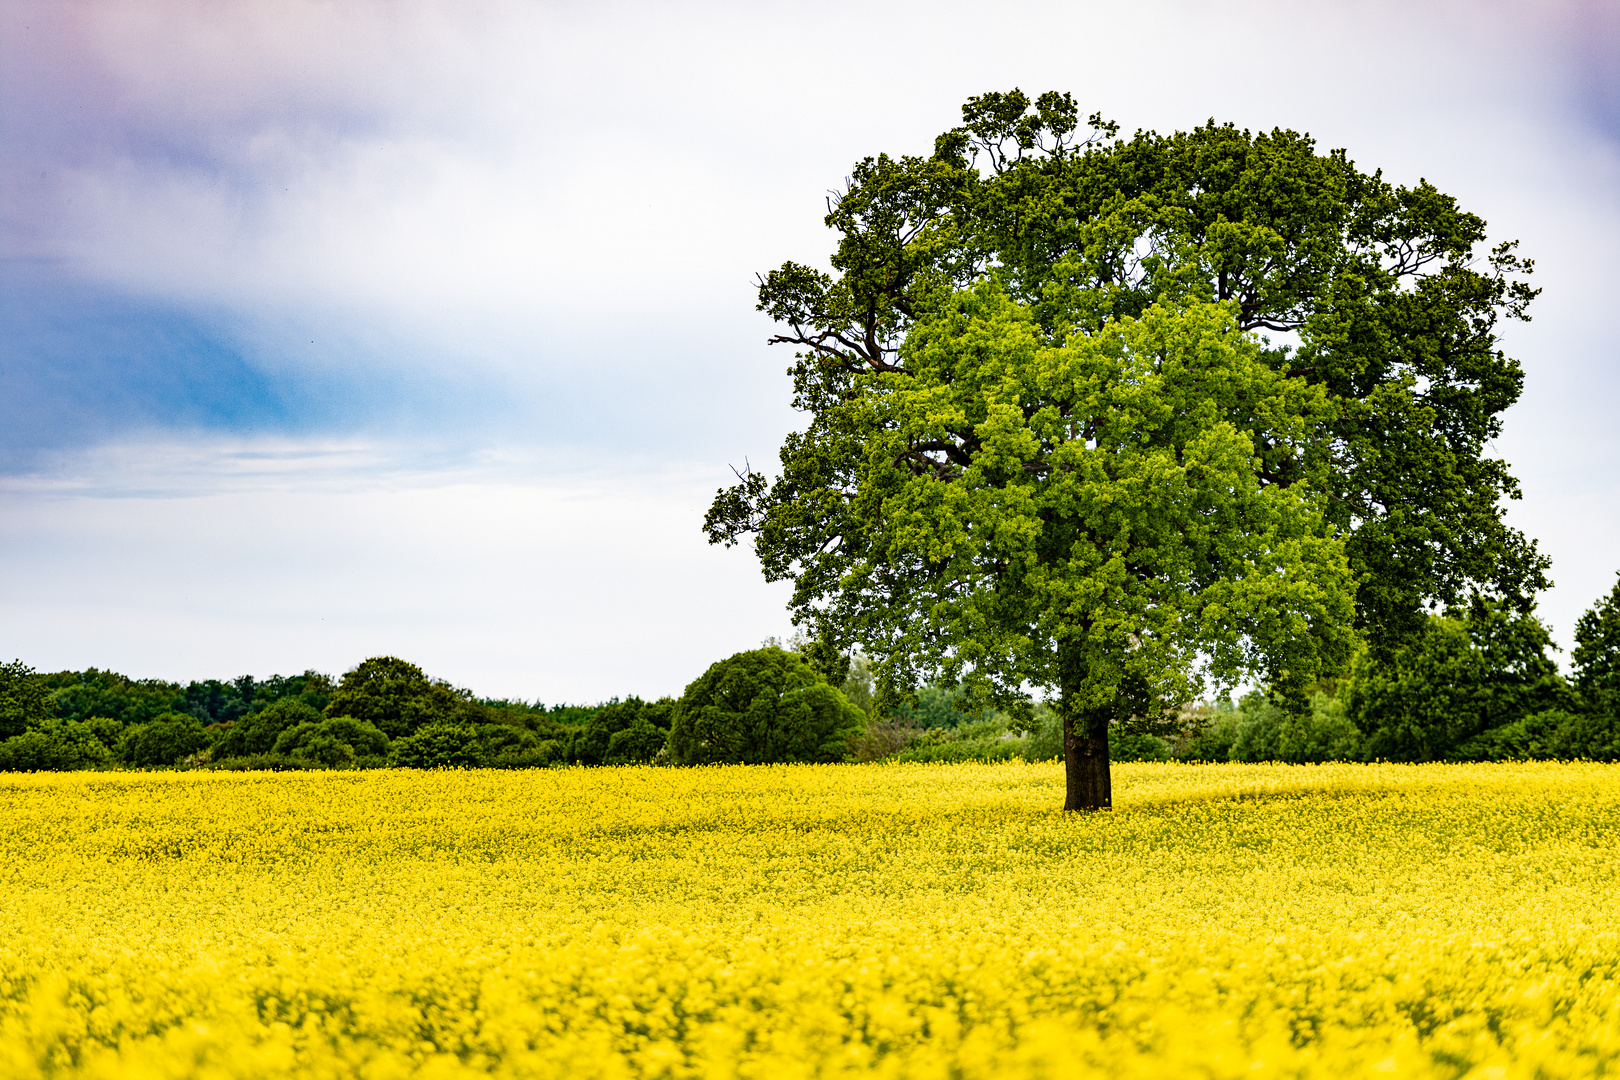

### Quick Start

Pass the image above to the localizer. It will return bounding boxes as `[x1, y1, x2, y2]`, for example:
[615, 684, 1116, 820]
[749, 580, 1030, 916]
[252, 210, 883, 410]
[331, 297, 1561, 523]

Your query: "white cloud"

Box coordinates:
[0, 440, 793, 700]
[1, 0, 1616, 680]
[18, 0, 1604, 371]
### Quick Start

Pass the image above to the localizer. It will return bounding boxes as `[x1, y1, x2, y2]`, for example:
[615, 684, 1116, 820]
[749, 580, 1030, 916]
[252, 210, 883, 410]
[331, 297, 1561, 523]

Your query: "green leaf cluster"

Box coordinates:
[668, 647, 866, 765]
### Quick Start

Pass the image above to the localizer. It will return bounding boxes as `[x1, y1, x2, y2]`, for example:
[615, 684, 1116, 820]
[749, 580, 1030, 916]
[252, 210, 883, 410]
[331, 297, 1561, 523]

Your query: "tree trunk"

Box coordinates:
[1061, 705, 1112, 812]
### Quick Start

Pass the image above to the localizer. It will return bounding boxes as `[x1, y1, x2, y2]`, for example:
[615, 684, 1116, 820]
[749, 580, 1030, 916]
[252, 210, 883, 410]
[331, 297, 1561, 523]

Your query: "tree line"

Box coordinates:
[0, 648, 865, 772]
[0, 569, 1615, 772]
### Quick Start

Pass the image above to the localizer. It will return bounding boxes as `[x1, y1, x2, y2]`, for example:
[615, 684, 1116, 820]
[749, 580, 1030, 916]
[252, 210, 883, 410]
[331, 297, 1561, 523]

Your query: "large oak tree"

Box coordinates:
[707, 91, 1546, 810]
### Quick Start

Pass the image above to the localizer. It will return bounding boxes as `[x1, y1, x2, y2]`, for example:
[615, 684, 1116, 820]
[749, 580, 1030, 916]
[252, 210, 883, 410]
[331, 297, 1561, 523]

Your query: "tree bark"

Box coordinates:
[1061, 705, 1112, 812]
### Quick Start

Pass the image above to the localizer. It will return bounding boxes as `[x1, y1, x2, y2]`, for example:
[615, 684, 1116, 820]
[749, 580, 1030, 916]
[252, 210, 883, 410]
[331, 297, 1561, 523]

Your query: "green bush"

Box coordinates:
[1451, 709, 1620, 762]
[669, 647, 865, 765]
[390, 721, 482, 769]
[1173, 692, 1360, 763]
[118, 713, 209, 767]
[475, 723, 544, 766]
[0, 721, 116, 771]
[212, 699, 323, 758]
[484, 740, 565, 768]
[885, 715, 1019, 763]
[570, 697, 673, 765]
[1020, 705, 1061, 762]
[892, 738, 1020, 763]
[890, 684, 995, 730]
[273, 716, 390, 768]
[1176, 704, 1243, 761]
[205, 753, 313, 771]
[1228, 692, 1362, 763]
[606, 716, 667, 765]
[1110, 730, 1172, 762]
[39, 668, 182, 729]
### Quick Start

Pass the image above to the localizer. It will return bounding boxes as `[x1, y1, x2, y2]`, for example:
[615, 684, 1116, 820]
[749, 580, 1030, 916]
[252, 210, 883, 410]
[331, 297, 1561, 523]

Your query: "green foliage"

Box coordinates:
[30, 668, 337, 767]
[390, 722, 483, 769]
[204, 753, 314, 771]
[1572, 572, 1620, 718]
[0, 732, 84, 772]
[43, 668, 182, 728]
[173, 672, 334, 726]
[569, 697, 674, 766]
[478, 699, 591, 741]
[118, 713, 208, 767]
[1175, 702, 1244, 762]
[468, 722, 543, 767]
[0, 660, 49, 741]
[891, 739, 1021, 764]
[1225, 691, 1363, 763]
[840, 651, 875, 718]
[669, 648, 866, 765]
[212, 699, 324, 758]
[273, 717, 391, 768]
[324, 657, 468, 739]
[890, 684, 995, 730]
[606, 716, 667, 765]
[713, 281, 1356, 746]
[799, 636, 852, 688]
[1345, 599, 1570, 761]
[235, 671, 335, 715]
[179, 679, 250, 726]
[0, 660, 653, 772]
[1451, 709, 1620, 762]
[0, 718, 116, 771]
[1109, 730, 1173, 763]
[891, 715, 1022, 763]
[1020, 705, 1063, 762]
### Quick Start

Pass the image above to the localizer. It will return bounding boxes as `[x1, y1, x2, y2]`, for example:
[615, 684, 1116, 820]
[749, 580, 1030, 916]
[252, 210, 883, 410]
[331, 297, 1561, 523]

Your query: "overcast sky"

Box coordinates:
[2, 0, 1616, 701]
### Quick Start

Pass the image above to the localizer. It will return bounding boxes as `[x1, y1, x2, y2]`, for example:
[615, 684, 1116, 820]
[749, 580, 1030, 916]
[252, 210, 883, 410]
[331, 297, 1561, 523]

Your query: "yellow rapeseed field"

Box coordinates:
[1, 761, 1617, 1079]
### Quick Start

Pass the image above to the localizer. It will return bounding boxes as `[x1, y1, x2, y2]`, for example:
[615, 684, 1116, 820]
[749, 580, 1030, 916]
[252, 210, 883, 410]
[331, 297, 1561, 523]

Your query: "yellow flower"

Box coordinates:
[0, 761, 1616, 1078]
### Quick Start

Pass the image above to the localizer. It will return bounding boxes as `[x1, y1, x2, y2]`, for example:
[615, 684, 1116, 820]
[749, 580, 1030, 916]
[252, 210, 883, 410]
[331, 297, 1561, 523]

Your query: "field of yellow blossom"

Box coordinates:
[1, 760, 1617, 1079]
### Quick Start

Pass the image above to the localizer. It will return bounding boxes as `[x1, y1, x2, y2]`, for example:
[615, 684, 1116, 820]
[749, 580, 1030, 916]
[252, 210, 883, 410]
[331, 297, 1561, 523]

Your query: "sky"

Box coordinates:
[1, 0, 1617, 702]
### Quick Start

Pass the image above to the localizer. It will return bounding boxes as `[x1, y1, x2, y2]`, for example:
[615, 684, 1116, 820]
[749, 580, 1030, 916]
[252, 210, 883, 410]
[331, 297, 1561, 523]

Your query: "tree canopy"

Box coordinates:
[1573, 573, 1620, 718]
[668, 647, 865, 766]
[706, 90, 1544, 809]
[0, 661, 48, 742]
[324, 656, 469, 740]
[1345, 598, 1571, 761]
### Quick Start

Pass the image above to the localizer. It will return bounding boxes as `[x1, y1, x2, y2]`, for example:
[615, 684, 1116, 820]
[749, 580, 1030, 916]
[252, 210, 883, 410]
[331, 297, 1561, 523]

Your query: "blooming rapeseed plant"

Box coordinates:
[1, 761, 1616, 1078]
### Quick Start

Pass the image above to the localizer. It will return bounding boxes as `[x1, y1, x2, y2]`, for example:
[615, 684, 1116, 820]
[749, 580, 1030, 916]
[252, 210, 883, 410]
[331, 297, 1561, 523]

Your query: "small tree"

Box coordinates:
[390, 722, 483, 769]
[213, 699, 323, 758]
[274, 716, 390, 767]
[1573, 572, 1620, 718]
[1345, 598, 1569, 760]
[669, 647, 866, 765]
[0, 719, 114, 771]
[0, 660, 48, 741]
[570, 696, 674, 765]
[325, 657, 465, 739]
[606, 716, 668, 765]
[119, 713, 208, 767]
